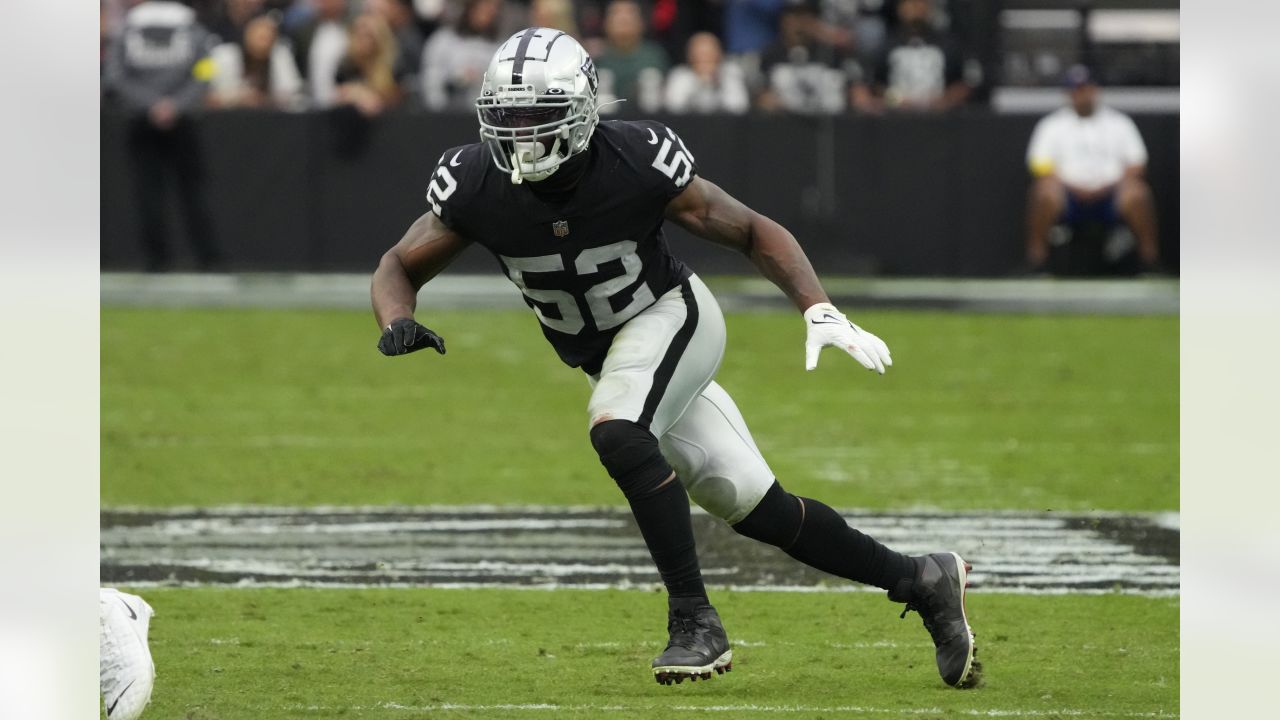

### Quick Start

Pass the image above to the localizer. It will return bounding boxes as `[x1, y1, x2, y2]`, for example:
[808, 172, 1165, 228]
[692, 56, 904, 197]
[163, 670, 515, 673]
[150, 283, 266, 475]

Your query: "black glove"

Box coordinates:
[378, 317, 446, 357]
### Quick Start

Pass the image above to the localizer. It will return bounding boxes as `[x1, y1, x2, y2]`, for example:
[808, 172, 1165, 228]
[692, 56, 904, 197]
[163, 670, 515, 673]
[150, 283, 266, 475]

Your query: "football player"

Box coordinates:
[371, 28, 981, 689]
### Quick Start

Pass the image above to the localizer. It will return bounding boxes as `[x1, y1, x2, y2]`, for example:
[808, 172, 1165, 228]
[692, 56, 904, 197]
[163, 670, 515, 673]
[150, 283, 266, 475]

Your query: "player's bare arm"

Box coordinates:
[665, 177, 893, 374]
[665, 176, 829, 313]
[371, 211, 471, 356]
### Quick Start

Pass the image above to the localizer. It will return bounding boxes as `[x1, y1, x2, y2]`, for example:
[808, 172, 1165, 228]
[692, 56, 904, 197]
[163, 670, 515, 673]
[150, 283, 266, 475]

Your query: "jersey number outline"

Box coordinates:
[426, 165, 457, 217]
[500, 240, 656, 335]
[650, 128, 695, 188]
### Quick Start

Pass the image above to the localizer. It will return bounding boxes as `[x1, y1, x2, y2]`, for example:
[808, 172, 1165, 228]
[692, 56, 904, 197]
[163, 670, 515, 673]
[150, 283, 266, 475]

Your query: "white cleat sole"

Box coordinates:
[948, 552, 982, 689]
[653, 649, 733, 685]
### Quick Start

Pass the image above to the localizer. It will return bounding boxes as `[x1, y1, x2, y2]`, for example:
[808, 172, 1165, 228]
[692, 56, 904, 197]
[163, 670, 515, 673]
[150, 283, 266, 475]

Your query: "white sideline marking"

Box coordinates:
[102, 503, 1179, 519]
[570, 639, 907, 650]
[102, 505, 1179, 596]
[141, 517, 628, 535]
[112, 579, 1182, 596]
[285, 701, 1177, 717]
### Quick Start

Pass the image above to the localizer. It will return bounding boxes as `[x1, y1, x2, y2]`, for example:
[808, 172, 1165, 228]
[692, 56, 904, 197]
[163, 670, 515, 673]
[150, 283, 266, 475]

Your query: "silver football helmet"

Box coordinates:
[476, 28, 600, 184]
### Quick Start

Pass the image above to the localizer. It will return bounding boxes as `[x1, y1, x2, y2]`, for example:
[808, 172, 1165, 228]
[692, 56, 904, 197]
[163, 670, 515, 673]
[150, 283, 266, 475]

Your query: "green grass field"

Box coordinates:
[133, 588, 1177, 720]
[102, 308, 1177, 511]
[102, 306, 1179, 718]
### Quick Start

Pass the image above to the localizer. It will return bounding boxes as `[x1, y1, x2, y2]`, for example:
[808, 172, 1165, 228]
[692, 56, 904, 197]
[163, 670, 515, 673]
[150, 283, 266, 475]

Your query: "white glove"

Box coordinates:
[803, 302, 893, 374]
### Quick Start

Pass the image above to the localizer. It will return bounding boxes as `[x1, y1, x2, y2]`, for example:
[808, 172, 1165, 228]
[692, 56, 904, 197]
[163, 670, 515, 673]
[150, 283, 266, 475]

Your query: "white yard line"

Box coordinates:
[284, 701, 1177, 717]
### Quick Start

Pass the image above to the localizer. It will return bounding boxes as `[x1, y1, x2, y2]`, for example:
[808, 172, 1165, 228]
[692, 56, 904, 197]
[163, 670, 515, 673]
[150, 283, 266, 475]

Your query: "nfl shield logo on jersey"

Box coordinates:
[552, 220, 570, 237]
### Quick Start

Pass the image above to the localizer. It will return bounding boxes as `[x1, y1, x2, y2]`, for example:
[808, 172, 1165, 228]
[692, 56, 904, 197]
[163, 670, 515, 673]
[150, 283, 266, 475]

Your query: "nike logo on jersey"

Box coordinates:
[119, 598, 137, 620]
[646, 128, 659, 145]
[107, 679, 135, 716]
[449, 150, 463, 167]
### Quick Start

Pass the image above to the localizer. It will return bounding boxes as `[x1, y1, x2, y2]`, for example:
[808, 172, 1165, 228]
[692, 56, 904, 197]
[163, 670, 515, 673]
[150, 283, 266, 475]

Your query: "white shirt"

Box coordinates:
[210, 42, 305, 110]
[308, 21, 348, 108]
[420, 29, 499, 111]
[664, 63, 750, 115]
[1026, 106, 1148, 191]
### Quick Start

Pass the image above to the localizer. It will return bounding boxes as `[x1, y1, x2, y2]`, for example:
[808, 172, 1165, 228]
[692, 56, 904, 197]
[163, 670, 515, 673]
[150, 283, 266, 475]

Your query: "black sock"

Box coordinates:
[732, 480, 917, 591]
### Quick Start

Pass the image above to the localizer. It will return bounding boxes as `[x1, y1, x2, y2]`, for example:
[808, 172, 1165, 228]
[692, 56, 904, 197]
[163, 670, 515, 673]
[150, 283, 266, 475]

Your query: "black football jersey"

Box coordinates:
[425, 120, 699, 374]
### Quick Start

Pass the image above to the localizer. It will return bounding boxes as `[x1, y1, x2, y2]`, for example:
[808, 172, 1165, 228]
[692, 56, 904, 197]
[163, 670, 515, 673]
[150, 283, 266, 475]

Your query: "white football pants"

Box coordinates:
[588, 274, 775, 524]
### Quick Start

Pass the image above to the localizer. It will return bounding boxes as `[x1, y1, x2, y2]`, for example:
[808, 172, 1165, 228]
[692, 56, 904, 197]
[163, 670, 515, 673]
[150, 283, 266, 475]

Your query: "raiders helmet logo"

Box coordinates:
[580, 57, 598, 95]
[552, 220, 570, 237]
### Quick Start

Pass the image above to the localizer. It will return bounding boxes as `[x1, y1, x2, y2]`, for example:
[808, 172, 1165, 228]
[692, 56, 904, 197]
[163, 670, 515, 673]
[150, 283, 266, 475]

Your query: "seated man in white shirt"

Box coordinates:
[1025, 65, 1161, 274]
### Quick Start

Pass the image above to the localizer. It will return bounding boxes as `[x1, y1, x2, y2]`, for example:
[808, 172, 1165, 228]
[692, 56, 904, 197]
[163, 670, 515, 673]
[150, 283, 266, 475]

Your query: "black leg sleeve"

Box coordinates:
[733, 481, 917, 592]
[590, 420, 707, 600]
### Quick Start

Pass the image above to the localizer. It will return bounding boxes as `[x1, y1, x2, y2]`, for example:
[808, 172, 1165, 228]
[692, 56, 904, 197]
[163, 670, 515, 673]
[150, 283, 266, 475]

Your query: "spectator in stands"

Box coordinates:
[406, 0, 449, 39]
[291, 0, 350, 108]
[595, 0, 670, 113]
[723, 0, 786, 57]
[334, 12, 406, 116]
[420, 0, 502, 111]
[757, 3, 853, 115]
[664, 32, 750, 114]
[814, 0, 888, 64]
[101, 2, 115, 72]
[530, 0, 580, 37]
[850, 0, 969, 113]
[649, 0, 722, 67]
[207, 0, 264, 45]
[103, 0, 222, 272]
[209, 12, 306, 109]
[366, 0, 425, 88]
[1024, 65, 1160, 275]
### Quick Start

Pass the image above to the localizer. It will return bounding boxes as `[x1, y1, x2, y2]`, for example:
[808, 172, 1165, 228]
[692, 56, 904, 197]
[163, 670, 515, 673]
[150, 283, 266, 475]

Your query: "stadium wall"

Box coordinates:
[100, 110, 1179, 276]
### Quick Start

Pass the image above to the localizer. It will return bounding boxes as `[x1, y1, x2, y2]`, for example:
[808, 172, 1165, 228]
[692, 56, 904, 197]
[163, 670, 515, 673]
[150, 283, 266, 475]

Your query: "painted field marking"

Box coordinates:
[101, 506, 1178, 595]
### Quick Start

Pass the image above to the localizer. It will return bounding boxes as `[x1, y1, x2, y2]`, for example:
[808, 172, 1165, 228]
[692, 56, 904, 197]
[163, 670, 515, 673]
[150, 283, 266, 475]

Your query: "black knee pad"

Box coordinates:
[589, 419, 674, 500]
[732, 480, 804, 549]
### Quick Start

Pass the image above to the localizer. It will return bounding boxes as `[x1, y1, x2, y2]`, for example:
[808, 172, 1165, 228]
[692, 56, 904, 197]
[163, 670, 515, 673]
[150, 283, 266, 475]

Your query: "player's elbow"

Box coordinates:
[740, 213, 765, 256]
[374, 247, 413, 285]
[375, 248, 400, 274]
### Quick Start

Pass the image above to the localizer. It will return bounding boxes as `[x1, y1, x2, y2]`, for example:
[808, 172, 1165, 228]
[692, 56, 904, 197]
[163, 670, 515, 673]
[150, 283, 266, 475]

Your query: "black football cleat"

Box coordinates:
[889, 552, 982, 689]
[652, 598, 733, 685]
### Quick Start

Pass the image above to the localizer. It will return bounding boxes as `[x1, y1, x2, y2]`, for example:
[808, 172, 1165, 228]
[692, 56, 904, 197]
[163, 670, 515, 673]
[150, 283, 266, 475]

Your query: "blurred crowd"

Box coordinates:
[102, 0, 1166, 276]
[101, 0, 982, 118]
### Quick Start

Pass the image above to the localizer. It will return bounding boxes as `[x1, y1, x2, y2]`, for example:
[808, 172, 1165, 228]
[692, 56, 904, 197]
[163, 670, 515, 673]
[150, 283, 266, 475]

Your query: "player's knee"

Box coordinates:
[589, 419, 674, 500]
[731, 480, 804, 549]
[683, 467, 776, 524]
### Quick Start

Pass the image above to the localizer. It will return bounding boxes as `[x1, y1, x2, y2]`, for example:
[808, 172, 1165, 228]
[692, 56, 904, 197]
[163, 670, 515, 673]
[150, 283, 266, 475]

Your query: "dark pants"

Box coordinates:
[127, 117, 220, 271]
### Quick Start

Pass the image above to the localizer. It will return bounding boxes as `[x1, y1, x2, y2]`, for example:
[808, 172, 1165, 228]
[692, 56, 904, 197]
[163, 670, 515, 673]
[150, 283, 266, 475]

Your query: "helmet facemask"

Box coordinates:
[477, 84, 597, 184]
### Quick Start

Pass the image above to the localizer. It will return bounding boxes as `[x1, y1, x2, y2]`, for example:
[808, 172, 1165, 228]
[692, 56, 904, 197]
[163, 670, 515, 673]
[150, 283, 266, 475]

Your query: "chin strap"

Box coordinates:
[510, 153, 524, 185]
[510, 128, 577, 185]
